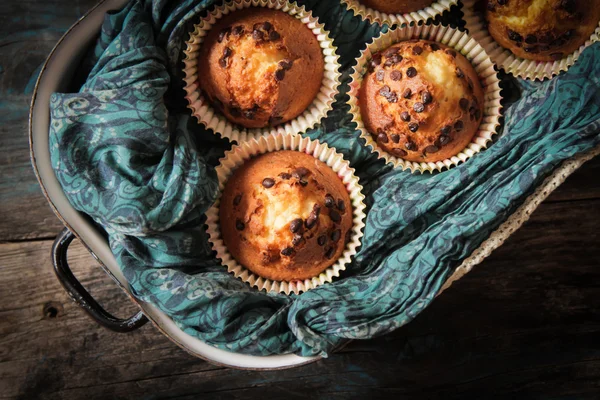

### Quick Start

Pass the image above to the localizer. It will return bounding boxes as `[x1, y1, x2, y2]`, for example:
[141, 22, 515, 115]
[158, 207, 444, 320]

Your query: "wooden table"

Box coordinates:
[1, 1, 599, 398]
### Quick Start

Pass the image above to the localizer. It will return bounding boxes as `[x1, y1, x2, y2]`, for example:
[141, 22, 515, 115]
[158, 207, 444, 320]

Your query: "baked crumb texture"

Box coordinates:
[198, 8, 324, 128]
[219, 151, 353, 282]
[359, 40, 485, 163]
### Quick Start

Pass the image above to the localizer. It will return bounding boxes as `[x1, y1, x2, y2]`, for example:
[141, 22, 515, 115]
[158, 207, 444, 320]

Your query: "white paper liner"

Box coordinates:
[183, 0, 341, 143]
[462, 0, 600, 81]
[348, 23, 503, 173]
[340, 0, 458, 27]
[205, 133, 366, 295]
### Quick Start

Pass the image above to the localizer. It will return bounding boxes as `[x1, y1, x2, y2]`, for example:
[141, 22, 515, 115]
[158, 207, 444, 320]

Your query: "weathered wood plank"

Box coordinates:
[0, 198, 598, 399]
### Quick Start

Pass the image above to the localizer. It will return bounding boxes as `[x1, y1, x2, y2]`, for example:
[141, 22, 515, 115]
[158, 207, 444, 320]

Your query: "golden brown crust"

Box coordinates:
[198, 8, 324, 129]
[359, 40, 484, 163]
[219, 151, 353, 282]
[360, 0, 434, 14]
[484, 0, 600, 62]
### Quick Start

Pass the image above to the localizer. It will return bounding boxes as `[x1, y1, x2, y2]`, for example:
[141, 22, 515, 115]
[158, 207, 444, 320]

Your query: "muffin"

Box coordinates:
[197, 7, 324, 129]
[359, 40, 484, 163]
[359, 0, 434, 14]
[219, 150, 353, 282]
[484, 0, 600, 62]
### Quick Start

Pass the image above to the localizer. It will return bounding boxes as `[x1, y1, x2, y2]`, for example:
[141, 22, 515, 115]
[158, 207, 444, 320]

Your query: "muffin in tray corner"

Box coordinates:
[219, 150, 353, 282]
[197, 7, 324, 129]
[484, 0, 600, 62]
[359, 39, 484, 163]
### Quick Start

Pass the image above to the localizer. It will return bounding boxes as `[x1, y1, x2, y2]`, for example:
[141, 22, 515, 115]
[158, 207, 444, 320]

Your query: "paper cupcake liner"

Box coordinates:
[183, 0, 341, 143]
[205, 133, 366, 295]
[348, 23, 503, 173]
[340, 0, 458, 27]
[462, 0, 600, 80]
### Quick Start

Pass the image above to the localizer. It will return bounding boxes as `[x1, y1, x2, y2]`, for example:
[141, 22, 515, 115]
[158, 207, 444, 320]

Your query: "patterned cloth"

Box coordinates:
[49, 0, 600, 357]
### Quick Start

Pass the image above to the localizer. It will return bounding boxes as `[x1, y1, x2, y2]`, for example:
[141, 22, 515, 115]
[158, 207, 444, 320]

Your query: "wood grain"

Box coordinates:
[0, 198, 598, 399]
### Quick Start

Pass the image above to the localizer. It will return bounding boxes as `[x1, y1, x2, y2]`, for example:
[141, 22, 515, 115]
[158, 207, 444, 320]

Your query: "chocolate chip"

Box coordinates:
[392, 148, 408, 157]
[424, 145, 439, 154]
[269, 115, 283, 126]
[430, 43, 440, 51]
[223, 47, 232, 57]
[369, 53, 382, 70]
[380, 88, 397, 103]
[281, 247, 294, 256]
[403, 88, 412, 99]
[292, 234, 304, 246]
[400, 111, 411, 121]
[233, 194, 242, 206]
[313, 204, 322, 217]
[269, 30, 280, 41]
[384, 54, 403, 67]
[317, 235, 327, 246]
[459, 98, 469, 110]
[408, 123, 419, 133]
[299, 179, 308, 187]
[219, 57, 228, 68]
[305, 215, 317, 229]
[325, 247, 335, 259]
[456, 67, 464, 78]
[232, 25, 244, 36]
[438, 135, 451, 146]
[252, 29, 265, 41]
[290, 218, 303, 233]
[275, 69, 286, 81]
[391, 134, 400, 143]
[262, 21, 273, 31]
[422, 91, 432, 105]
[337, 199, 345, 212]
[413, 46, 423, 55]
[384, 47, 399, 57]
[262, 178, 275, 188]
[507, 29, 523, 42]
[406, 67, 417, 78]
[279, 172, 291, 179]
[390, 70, 402, 81]
[279, 59, 293, 70]
[454, 120, 464, 131]
[379, 85, 390, 96]
[291, 167, 309, 179]
[377, 133, 389, 143]
[550, 52, 564, 60]
[218, 27, 231, 43]
[497, 0, 506, 5]
[329, 210, 341, 223]
[235, 219, 245, 231]
[325, 194, 335, 208]
[446, 49, 457, 57]
[413, 102, 425, 113]
[525, 34, 537, 44]
[229, 106, 241, 117]
[376, 70, 385, 81]
[441, 125, 451, 135]
[405, 140, 418, 151]
[331, 229, 341, 242]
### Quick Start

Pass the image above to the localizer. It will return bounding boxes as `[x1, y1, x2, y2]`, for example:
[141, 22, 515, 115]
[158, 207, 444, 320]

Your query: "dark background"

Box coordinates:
[1, 0, 599, 399]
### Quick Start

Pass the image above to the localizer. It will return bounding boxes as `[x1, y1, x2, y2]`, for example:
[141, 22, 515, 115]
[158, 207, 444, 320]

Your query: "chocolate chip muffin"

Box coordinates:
[484, 0, 600, 62]
[359, 0, 434, 14]
[219, 150, 353, 282]
[359, 40, 484, 163]
[197, 8, 324, 129]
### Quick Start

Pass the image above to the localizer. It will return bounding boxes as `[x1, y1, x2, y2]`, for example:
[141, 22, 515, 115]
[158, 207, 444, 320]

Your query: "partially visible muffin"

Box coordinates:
[359, 0, 434, 14]
[359, 40, 484, 163]
[219, 151, 352, 282]
[484, 0, 600, 62]
[197, 8, 324, 129]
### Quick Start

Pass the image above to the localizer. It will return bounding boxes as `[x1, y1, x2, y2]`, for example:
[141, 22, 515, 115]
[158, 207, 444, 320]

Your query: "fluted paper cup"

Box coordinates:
[341, 0, 458, 27]
[205, 133, 366, 295]
[462, 0, 600, 80]
[183, 0, 341, 143]
[348, 23, 503, 173]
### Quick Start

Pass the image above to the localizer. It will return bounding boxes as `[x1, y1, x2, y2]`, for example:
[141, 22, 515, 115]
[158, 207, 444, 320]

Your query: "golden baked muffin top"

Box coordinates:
[198, 8, 324, 129]
[359, 40, 484, 163]
[219, 151, 353, 282]
[484, 0, 600, 61]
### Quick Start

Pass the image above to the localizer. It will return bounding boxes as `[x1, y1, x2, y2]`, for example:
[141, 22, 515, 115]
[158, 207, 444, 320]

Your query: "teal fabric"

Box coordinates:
[49, 0, 600, 357]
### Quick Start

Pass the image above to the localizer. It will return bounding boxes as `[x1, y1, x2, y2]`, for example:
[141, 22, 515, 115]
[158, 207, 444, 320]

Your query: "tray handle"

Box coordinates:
[52, 228, 148, 332]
